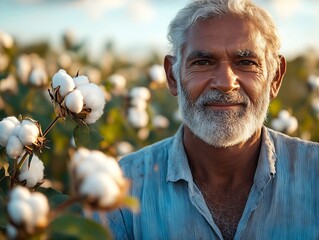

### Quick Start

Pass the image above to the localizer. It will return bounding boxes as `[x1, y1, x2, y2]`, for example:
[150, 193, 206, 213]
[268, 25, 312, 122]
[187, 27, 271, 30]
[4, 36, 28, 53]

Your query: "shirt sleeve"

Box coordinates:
[92, 209, 132, 240]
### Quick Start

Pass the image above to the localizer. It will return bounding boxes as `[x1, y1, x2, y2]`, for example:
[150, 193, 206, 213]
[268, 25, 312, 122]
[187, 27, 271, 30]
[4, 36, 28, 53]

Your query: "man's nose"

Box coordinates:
[209, 61, 239, 93]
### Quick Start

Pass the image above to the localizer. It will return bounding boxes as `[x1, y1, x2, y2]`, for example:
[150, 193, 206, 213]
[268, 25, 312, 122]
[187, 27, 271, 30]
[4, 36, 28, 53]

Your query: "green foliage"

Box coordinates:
[48, 214, 111, 240]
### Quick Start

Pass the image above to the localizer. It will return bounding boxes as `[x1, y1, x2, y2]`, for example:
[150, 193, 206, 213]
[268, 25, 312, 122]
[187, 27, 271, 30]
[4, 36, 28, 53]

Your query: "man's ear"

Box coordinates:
[270, 55, 286, 99]
[164, 55, 178, 96]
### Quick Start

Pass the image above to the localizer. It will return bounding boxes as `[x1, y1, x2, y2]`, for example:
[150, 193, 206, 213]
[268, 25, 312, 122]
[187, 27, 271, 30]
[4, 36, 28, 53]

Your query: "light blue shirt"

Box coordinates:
[94, 126, 319, 239]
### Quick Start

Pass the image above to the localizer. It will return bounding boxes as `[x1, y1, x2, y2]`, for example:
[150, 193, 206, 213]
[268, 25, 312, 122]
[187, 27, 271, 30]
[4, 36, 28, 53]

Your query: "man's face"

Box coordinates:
[177, 15, 271, 147]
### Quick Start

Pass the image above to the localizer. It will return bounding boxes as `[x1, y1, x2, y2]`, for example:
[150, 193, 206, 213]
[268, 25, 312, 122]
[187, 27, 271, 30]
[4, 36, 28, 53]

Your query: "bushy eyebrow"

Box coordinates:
[185, 50, 215, 61]
[235, 49, 258, 58]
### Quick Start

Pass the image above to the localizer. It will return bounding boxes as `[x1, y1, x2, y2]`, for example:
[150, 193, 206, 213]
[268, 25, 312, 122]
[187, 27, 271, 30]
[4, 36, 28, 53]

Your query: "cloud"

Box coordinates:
[127, 0, 156, 23]
[69, 0, 127, 20]
[270, 0, 301, 19]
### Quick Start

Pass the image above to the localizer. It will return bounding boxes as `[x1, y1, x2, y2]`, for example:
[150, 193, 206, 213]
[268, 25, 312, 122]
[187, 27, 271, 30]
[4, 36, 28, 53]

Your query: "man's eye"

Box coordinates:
[238, 60, 256, 66]
[194, 60, 210, 65]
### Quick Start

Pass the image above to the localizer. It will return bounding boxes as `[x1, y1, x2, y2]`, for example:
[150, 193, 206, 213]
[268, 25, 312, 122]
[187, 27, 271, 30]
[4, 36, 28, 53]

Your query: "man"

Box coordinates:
[96, 0, 319, 239]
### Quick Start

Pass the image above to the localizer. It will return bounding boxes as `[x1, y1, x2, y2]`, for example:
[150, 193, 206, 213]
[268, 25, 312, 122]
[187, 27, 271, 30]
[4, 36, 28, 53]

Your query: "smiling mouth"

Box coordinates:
[203, 102, 246, 110]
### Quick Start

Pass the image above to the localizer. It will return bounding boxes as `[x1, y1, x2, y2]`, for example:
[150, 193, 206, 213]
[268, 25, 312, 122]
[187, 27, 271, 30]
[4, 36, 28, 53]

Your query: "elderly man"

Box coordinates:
[96, 0, 319, 239]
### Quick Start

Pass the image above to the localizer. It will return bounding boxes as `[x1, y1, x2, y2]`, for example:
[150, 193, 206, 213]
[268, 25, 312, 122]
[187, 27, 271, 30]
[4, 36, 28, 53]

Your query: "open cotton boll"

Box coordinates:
[18, 120, 39, 146]
[0, 117, 20, 146]
[28, 192, 49, 227]
[29, 67, 48, 87]
[127, 107, 149, 129]
[79, 173, 120, 207]
[6, 135, 24, 159]
[7, 199, 33, 226]
[109, 74, 126, 90]
[278, 110, 290, 121]
[129, 87, 151, 101]
[71, 147, 90, 167]
[52, 69, 75, 97]
[18, 154, 44, 188]
[10, 185, 31, 201]
[286, 116, 298, 134]
[74, 160, 97, 180]
[6, 224, 18, 240]
[271, 118, 286, 132]
[152, 115, 170, 129]
[149, 64, 166, 84]
[76, 83, 106, 124]
[116, 141, 134, 157]
[130, 98, 147, 110]
[73, 75, 89, 87]
[65, 89, 84, 114]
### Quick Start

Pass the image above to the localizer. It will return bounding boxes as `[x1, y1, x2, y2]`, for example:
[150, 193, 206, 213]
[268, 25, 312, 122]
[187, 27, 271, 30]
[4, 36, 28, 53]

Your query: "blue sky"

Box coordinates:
[0, 0, 318, 60]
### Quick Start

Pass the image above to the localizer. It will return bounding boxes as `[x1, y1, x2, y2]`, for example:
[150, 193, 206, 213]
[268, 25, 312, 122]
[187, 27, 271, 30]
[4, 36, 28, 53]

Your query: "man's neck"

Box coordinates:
[183, 125, 262, 190]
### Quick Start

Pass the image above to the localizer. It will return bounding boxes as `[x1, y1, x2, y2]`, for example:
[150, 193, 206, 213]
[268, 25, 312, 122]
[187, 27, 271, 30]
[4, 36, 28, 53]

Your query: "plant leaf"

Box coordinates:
[48, 214, 111, 240]
[73, 125, 104, 149]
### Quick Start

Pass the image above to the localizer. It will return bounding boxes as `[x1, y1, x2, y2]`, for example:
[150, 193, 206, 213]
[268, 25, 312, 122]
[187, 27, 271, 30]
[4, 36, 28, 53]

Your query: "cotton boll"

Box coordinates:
[129, 87, 151, 101]
[73, 75, 89, 87]
[116, 141, 134, 157]
[271, 118, 286, 132]
[6, 135, 24, 159]
[10, 186, 31, 201]
[127, 107, 149, 128]
[0, 32, 14, 49]
[130, 98, 147, 110]
[18, 120, 39, 146]
[29, 67, 48, 87]
[7, 199, 33, 226]
[65, 89, 84, 114]
[278, 110, 290, 121]
[6, 224, 18, 240]
[308, 74, 319, 91]
[16, 55, 32, 84]
[52, 69, 75, 97]
[152, 115, 170, 129]
[109, 74, 126, 90]
[28, 192, 49, 227]
[74, 160, 97, 180]
[0, 117, 20, 146]
[79, 173, 120, 207]
[148, 64, 166, 84]
[0, 74, 18, 93]
[71, 147, 90, 167]
[18, 155, 44, 188]
[137, 128, 149, 140]
[286, 116, 298, 134]
[6, 116, 20, 126]
[76, 83, 106, 124]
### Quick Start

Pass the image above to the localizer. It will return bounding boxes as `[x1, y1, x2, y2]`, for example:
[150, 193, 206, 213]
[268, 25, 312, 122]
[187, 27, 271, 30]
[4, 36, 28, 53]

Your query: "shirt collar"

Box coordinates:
[166, 125, 277, 185]
[166, 125, 193, 183]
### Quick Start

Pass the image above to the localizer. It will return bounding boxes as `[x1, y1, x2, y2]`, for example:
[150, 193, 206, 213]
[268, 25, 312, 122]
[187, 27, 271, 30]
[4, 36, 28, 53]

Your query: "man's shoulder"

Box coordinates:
[266, 127, 319, 152]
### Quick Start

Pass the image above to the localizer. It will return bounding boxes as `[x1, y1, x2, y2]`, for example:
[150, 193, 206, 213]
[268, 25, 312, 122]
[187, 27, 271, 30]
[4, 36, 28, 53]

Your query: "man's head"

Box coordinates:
[164, 0, 286, 147]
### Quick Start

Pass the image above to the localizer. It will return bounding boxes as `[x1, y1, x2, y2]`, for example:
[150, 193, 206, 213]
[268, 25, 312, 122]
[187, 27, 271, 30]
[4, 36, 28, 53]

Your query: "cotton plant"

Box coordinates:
[307, 74, 319, 92]
[0, 74, 18, 94]
[152, 114, 170, 129]
[0, 31, 14, 50]
[108, 73, 127, 96]
[271, 109, 298, 135]
[69, 148, 137, 211]
[127, 86, 151, 129]
[148, 64, 167, 87]
[6, 186, 49, 239]
[49, 69, 106, 125]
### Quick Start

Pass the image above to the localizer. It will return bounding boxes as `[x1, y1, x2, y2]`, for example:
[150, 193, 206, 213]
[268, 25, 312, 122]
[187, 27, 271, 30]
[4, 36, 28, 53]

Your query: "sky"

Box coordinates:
[0, 0, 318, 60]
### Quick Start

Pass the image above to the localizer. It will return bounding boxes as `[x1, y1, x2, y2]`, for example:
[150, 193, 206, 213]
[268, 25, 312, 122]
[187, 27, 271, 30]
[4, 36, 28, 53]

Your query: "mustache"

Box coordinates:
[196, 90, 249, 107]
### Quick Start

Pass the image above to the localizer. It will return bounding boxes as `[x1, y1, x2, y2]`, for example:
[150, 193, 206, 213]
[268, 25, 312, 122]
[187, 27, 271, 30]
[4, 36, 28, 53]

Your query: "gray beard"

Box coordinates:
[177, 83, 270, 148]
